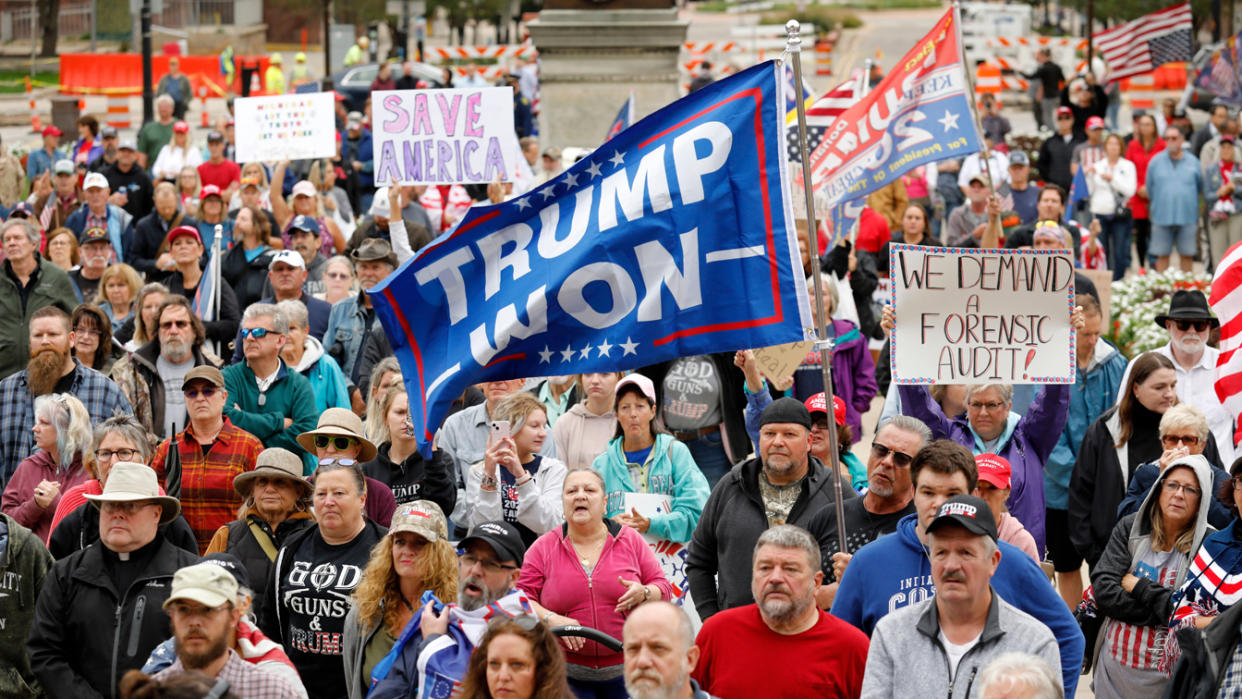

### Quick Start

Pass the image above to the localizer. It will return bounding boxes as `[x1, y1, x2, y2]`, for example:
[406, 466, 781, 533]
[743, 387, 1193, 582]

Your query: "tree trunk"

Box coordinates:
[39, 0, 59, 57]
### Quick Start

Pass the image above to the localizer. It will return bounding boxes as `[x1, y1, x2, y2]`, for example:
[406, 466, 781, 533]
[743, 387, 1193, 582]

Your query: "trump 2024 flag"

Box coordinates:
[807, 7, 981, 212]
[370, 61, 814, 454]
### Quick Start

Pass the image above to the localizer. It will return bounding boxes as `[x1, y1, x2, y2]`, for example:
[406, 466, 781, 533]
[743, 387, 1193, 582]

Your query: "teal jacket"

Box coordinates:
[592, 433, 709, 544]
[222, 360, 319, 474]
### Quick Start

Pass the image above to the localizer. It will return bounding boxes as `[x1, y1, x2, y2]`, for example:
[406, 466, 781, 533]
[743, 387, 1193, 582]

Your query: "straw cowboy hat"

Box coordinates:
[233, 447, 312, 498]
[84, 462, 181, 524]
[296, 408, 378, 462]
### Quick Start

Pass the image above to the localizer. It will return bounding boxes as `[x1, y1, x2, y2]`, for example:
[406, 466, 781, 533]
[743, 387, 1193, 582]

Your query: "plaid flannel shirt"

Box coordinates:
[151, 417, 263, 553]
[0, 359, 132, 484]
[153, 649, 303, 698]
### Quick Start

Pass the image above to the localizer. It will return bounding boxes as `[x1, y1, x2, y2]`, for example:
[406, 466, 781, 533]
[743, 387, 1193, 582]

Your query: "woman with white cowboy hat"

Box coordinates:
[298, 407, 396, 526]
[28, 462, 200, 699]
[206, 447, 316, 627]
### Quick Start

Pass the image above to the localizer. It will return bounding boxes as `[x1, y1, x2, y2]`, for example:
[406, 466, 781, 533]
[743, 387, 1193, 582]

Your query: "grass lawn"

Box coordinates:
[0, 71, 60, 94]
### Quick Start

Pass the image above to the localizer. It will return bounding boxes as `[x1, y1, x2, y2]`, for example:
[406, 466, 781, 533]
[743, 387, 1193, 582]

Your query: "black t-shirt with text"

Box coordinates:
[812, 497, 917, 582]
[280, 525, 383, 699]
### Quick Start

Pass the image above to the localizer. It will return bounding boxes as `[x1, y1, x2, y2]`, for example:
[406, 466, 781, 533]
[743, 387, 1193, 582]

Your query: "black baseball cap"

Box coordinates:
[460, 520, 526, 567]
[925, 494, 999, 542]
[759, 396, 812, 430]
[202, 552, 252, 590]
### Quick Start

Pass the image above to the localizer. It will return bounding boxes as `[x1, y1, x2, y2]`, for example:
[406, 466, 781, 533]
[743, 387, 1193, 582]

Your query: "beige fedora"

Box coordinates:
[296, 408, 377, 462]
[84, 461, 181, 524]
[233, 447, 312, 498]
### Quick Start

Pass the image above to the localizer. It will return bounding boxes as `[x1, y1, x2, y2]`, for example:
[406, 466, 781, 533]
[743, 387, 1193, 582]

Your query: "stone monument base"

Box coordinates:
[528, 8, 689, 152]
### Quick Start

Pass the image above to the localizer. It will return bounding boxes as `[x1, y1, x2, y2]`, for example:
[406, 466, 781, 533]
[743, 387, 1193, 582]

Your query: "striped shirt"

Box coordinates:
[152, 417, 263, 553]
[1105, 548, 1185, 671]
[154, 648, 303, 698]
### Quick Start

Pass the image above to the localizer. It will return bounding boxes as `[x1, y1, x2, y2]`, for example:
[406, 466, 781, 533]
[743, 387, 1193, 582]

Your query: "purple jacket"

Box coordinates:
[1, 449, 91, 543]
[898, 383, 1069, 556]
[792, 318, 878, 443]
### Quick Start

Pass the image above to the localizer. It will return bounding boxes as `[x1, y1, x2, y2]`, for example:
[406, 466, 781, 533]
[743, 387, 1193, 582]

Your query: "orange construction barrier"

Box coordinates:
[975, 63, 1003, 97]
[1127, 72, 1157, 110]
[105, 94, 130, 129]
[58, 53, 265, 98]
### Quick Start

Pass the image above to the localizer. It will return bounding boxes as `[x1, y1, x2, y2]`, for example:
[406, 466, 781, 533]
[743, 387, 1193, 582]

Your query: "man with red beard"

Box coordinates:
[0, 306, 132, 484]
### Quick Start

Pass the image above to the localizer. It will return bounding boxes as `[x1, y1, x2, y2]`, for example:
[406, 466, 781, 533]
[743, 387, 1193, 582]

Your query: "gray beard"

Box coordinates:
[758, 591, 810, 626]
[162, 338, 193, 363]
[626, 668, 688, 699]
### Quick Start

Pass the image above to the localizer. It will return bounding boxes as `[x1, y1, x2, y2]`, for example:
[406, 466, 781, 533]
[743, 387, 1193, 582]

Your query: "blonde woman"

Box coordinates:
[44, 227, 80, 272]
[0, 394, 94, 542]
[466, 392, 567, 547]
[94, 262, 143, 333]
[343, 500, 458, 699]
[317, 255, 357, 305]
[360, 385, 457, 512]
[174, 163, 202, 216]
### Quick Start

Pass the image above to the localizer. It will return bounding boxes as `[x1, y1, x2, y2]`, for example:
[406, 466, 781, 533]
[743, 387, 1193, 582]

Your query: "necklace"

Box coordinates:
[570, 533, 606, 566]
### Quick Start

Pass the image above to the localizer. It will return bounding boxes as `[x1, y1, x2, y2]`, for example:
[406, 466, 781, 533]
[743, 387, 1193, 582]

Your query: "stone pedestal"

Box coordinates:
[528, 8, 688, 151]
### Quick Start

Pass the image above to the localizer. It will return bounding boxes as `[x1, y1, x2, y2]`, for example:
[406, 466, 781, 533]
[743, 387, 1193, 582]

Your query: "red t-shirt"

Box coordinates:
[693, 605, 869, 699]
[198, 159, 242, 191]
[855, 207, 889, 254]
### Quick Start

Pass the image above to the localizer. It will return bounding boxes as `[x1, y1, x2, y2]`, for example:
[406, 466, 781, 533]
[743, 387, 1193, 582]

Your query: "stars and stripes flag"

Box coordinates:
[1211, 240, 1242, 449]
[1093, 2, 1193, 84]
[785, 72, 862, 165]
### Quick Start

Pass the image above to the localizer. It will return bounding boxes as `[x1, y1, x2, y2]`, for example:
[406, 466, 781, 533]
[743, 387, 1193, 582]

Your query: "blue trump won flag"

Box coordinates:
[370, 61, 814, 454]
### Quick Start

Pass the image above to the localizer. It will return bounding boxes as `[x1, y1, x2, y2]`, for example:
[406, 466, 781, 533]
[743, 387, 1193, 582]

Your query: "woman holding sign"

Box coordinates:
[591, 374, 710, 544]
[271, 159, 345, 256]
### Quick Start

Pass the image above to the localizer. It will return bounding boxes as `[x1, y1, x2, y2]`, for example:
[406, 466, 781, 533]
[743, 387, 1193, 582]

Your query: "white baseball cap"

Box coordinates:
[269, 249, 306, 270]
[83, 172, 109, 191]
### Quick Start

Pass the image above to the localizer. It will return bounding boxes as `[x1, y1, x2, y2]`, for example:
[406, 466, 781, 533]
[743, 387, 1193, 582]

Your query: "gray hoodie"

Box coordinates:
[1089, 453, 1217, 667]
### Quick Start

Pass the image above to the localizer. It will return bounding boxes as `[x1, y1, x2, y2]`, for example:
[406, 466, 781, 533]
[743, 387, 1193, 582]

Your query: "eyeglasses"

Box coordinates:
[184, 386, 218, 399]
[96, 447, 140, 461]
[240, 327, 277, 340]
[1163, 481, 1201, 497]
[968, 400, 1007, 413]
[315, 436, 358, 451]
[1161, 434, 1200, 447]
[317, 457, 358, 467]
[160, 319, 190, 330]
[73, 326, 100, 337]
[326, 272, 352, 280]
[1173, 319, 1211, 333]
[1232, 476, 1242, 492]
[870, 442, 914, 468]
[460, 552, 519, 573]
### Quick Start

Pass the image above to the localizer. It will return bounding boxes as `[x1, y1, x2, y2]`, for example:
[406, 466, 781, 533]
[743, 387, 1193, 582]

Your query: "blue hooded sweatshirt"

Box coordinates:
[831, 513, 1084, 697]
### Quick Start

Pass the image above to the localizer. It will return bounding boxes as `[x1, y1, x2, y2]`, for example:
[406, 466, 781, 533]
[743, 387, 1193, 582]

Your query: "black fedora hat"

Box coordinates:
[1154, 289, 1219, 329]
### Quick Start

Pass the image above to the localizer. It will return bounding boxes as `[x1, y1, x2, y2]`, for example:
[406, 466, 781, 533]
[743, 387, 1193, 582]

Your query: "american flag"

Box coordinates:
[786, 75, 861, 164]
[1093, 2, 1192, 83]
[1211, 240, 1242, 450]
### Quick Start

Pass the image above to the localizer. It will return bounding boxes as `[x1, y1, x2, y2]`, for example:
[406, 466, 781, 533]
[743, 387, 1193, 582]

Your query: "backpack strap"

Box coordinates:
[247, 520, 279, 562]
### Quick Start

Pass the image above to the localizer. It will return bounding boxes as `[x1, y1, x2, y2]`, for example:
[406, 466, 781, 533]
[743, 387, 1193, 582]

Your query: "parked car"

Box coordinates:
[326, 62, 448, 112]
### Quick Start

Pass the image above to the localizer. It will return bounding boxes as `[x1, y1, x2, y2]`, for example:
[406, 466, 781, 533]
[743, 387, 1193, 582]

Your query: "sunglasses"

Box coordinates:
[160, 319, 190, 330]
[870, 442, 914, 468]
[184, 386, 218, 399]
[1172, 319, 1210, 333]
[315, 436, 358, 450]
[318, 457, 358, 467]
[240, 327, 277, 340]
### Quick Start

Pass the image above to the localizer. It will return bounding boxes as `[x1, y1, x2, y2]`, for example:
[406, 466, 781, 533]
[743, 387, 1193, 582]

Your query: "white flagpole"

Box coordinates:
[786, 19, 848, 556]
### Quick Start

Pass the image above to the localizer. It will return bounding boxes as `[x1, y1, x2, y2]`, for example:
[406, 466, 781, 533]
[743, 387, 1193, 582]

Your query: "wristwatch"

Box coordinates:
[481, 473, 498, 490]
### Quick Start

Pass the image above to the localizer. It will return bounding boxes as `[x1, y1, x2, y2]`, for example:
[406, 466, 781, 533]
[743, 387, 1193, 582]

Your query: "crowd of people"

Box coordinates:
[0, 37, 1240, 699]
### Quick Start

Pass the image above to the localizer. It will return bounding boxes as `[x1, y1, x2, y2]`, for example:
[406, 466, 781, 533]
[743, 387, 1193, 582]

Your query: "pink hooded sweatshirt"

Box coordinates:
[1, 450, 91, 543]
[998, 511, 1039, 562]
[518, 520, 673, 669]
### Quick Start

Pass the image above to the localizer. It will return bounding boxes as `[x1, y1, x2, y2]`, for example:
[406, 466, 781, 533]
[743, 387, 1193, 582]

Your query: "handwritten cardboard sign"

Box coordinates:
[889, 244, 1076, 385]
[234, 92, 336, 164]
[754, 340, 814, 386]
[372, 87, 520, 185]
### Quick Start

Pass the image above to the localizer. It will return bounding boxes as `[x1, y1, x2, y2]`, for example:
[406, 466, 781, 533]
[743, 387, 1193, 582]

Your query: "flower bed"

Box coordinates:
[1108, 270, 1213, 357]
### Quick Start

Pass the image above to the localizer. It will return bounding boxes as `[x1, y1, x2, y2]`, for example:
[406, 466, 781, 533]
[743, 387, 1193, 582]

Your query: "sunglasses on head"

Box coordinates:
[1173, 319, 1210, 332]
[240, 327, 276, 340]
[315, 436, 358, 450]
